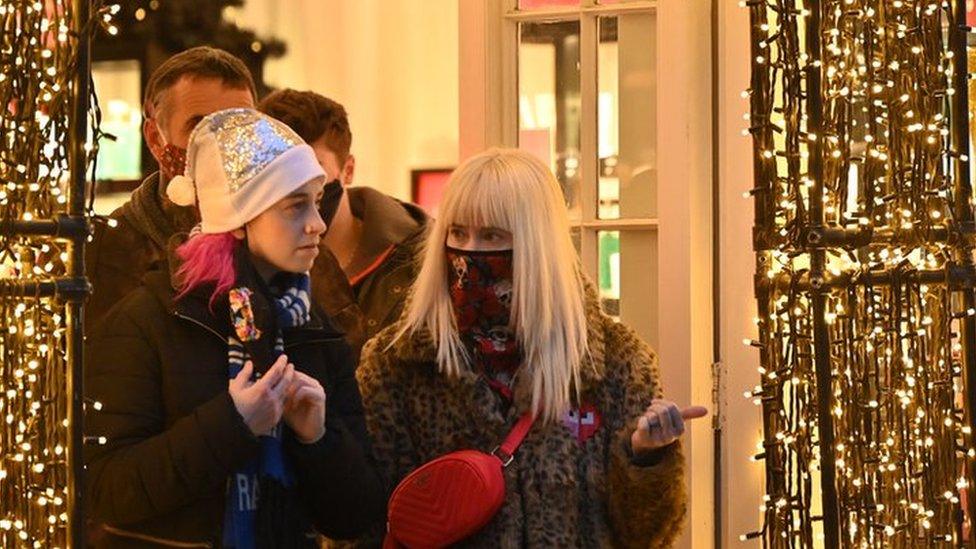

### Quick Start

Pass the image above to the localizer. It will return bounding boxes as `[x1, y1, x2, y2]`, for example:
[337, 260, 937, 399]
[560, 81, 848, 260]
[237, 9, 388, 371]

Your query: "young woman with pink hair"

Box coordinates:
[85, 108, 384, 548]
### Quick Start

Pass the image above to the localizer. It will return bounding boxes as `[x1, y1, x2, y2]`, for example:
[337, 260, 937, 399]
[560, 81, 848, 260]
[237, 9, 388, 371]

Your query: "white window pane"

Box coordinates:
[599, 229, 657, 347]
[598, 14, 656, 220]
[518, 20, 582, 220]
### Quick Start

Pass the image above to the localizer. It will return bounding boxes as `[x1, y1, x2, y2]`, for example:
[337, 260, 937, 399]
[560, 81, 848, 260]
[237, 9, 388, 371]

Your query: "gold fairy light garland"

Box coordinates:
[0, 0, 105, 547]
[744, 0, 976, 546]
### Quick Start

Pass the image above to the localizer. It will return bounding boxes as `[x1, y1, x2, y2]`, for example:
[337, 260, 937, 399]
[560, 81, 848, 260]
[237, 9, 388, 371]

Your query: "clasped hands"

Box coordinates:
[229, 355, 326, 444]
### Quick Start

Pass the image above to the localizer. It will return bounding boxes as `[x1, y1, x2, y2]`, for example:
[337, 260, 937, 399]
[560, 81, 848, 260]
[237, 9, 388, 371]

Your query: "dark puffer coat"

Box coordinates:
[84, 259, 385, 548]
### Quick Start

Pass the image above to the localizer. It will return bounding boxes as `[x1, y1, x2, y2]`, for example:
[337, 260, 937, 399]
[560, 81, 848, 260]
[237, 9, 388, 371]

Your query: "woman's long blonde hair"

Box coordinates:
[397, 148, 588, 422]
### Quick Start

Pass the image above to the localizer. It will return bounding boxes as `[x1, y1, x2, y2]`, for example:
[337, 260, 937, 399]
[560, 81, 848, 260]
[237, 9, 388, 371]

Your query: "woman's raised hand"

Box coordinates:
[630, 399, 708, 455]
[229, 355, 295, 436]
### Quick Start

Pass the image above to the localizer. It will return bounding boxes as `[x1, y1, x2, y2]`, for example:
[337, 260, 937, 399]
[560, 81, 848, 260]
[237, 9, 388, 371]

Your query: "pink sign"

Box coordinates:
[411, 169, 453, 217]
[518, 128, 552, 168]
[519, 0, 578, 8]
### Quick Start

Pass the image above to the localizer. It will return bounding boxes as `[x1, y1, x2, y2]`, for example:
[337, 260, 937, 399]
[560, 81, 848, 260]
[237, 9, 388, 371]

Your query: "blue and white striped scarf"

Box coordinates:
[223, 273, 311, 549]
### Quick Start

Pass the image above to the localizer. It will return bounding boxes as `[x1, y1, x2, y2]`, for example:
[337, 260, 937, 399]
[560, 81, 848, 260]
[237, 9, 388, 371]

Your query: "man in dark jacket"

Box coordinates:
[259, 90, 429, 354]
[86, 46, 256, 331]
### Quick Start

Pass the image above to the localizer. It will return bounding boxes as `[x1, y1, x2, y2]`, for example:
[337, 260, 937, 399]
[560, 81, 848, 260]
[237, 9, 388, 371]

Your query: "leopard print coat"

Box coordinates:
[355, 292, 687, 548]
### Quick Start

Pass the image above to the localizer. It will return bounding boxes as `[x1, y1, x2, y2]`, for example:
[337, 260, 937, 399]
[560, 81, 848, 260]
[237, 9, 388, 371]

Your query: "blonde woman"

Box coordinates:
[357, 148, 704, 548]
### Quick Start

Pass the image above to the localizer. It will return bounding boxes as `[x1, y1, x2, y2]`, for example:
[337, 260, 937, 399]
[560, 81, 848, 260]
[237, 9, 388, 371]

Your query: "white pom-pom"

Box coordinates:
[166, 175, 196, 206]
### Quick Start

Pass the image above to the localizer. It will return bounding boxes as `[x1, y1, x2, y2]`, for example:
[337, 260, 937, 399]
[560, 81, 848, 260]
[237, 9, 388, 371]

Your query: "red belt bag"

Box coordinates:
[383, 413, 535, 549]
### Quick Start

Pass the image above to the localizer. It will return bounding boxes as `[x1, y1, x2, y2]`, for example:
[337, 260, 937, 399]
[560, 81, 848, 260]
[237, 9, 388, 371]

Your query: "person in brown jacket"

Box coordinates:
[258, 89, 428, 354]
[356, 148, 706, 547]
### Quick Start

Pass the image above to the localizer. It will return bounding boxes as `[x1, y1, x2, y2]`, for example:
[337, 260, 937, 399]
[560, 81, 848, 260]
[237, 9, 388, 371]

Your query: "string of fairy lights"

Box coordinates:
[6, 0, 976, 546]
[743, 0, 976, 547]
[0, 1, 109, 547]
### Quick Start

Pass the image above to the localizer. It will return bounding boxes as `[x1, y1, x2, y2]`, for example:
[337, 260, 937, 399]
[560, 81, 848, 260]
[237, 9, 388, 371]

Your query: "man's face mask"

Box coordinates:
[319, 178, 344, 229]
[154, 122, 187, 179]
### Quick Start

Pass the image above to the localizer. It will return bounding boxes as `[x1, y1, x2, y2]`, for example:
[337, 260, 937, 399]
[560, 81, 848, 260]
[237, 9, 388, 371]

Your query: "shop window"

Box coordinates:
[511, 0, 657, 344]
[518, 20, 581, 218]
[91, 60, 142, 182]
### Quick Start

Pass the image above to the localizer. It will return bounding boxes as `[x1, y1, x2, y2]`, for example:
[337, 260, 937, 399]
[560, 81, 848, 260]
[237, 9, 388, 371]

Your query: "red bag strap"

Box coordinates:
[491, 412, 535, 467]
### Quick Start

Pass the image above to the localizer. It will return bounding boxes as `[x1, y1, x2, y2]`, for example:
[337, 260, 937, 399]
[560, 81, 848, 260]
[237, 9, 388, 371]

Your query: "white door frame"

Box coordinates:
[458, 1, 719, 547]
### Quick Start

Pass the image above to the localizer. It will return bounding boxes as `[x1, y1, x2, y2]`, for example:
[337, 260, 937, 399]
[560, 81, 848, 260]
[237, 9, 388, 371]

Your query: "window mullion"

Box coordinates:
[579, 11, 599, 278]
[500, 11, 520, 148]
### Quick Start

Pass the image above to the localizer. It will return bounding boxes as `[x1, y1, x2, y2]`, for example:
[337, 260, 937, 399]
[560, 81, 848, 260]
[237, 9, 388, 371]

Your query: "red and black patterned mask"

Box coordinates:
[446, 247, 521, 391]
[158, 142, 187, 181]
[151, 119, 187, 180]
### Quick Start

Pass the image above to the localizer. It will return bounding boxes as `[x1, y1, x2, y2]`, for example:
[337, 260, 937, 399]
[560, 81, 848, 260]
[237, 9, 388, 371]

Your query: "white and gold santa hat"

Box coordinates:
[166, 108, 325, 234]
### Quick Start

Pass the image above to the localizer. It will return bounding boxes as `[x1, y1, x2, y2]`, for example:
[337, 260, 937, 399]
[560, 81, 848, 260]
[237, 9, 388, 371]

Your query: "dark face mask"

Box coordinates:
[319, 179, 344, 229]
[446, 247, 520, 381]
